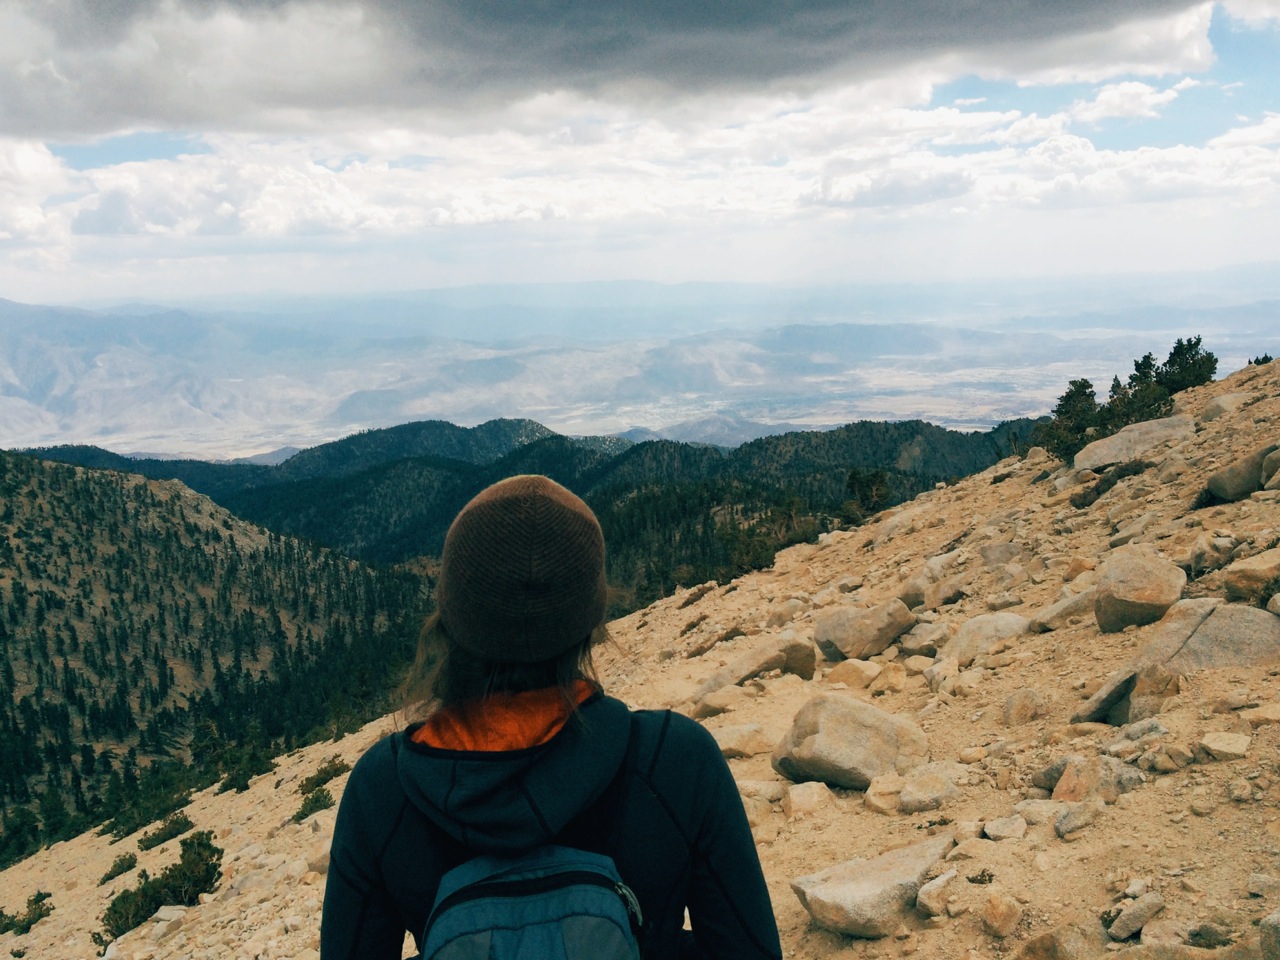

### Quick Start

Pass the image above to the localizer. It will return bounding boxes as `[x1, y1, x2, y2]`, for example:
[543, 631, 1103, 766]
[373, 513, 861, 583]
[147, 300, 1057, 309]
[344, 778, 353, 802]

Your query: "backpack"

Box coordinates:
[419, 844, 643, 960]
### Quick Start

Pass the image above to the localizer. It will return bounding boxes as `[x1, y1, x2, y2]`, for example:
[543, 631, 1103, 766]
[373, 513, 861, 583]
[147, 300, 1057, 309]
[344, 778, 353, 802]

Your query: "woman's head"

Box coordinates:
[407, 474, 608, 711]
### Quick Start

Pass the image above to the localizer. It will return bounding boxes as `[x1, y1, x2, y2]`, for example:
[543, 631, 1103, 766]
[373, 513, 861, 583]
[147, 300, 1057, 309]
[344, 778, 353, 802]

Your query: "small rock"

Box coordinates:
[869, 661, 908, 694]
[983, 891, 1024, 938]
[784, 780, 836, 817]
[983, 815, 1028, 841]
[865, 773, 906, 815]
[790, 834, 955, 939]
[825, 658, 882, 688]
[1004, 689, 1046, 726]
[1196, 731, 1251, 762]
[712, 723, 776, 759]
[958, 746, 987, 764]
[1055, 797, 1105, 839]
[1107, 892, 1165, 940]
[915, 869, 956, 918]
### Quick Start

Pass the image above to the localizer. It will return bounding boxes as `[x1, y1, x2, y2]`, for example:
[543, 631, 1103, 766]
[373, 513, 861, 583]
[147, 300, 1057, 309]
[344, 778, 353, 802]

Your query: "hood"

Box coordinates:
[396, 693, 632, 854]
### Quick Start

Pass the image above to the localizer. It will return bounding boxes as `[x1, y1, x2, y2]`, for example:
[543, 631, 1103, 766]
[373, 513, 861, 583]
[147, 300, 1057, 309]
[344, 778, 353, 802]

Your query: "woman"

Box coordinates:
[321, 474, 781, 959]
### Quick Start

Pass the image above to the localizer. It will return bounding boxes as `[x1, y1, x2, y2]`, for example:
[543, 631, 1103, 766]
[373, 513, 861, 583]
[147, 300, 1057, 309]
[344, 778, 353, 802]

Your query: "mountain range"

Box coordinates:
[26, 413, 1035, 607]
[4, 284, 1275, 458]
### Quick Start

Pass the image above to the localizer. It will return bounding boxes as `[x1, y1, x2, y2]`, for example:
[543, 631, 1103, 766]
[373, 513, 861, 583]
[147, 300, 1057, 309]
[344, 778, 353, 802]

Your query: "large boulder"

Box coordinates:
[1206, 443, 1279, 502]
[1223, 548, 1280, 603]
[1073, 417, 1194, 472]
[1093, 546, 1185, 633]
[1014, 914, 1110, 960]
[1073, 599, 1280, 724]
[689, 633, 817, 705]
[790, 834, 955, 939]
[948, 612, 1031, 667]
[772, 693, 929, 789]
[1201, 393, 1250, 421]
[813, 600, 915, 661]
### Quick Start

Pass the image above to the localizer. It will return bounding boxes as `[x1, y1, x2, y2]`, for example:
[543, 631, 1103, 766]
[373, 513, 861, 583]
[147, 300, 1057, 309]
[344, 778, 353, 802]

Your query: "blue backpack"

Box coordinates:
[420, 844, 644, 960]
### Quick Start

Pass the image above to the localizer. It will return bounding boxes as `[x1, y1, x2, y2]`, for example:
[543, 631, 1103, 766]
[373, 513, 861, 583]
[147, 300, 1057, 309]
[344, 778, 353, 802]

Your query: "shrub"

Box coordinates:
[99, 852, 138, 886]
[1069, 460, 1155, 510]
[218, 744, 276, 794]
[137, 812, 194, 851]
[297, 755, 351, 796]
[1035, 338, 1218, 463]
[1252, 353, 1274, 365]
[0, 891, 53, 936]
[292, 786, 335, 824]
[93, 832, 222, 948]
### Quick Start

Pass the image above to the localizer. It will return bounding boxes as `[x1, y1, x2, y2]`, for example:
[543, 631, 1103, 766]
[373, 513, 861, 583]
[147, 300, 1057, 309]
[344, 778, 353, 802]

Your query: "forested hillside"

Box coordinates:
[26, 417, 1038, 614]
[0, 451, 426, 867]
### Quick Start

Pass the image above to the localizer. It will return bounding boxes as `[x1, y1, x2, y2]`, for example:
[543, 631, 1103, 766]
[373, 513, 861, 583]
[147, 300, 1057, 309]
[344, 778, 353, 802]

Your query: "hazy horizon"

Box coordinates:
[3, 274, 1276, 460]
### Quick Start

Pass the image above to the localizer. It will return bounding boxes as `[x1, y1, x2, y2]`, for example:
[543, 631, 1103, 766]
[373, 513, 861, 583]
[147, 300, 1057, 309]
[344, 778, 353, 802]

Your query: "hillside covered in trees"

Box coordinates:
[0, 451, 426, 867]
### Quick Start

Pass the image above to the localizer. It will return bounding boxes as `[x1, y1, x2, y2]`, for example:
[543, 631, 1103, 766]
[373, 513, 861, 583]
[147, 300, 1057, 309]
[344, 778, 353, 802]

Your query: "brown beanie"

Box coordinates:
[436, 474, 607, 663]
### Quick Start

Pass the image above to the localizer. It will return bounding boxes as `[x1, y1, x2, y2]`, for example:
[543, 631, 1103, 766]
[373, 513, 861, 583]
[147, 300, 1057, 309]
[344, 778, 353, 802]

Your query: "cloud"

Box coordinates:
[1070, 77, 1198, 124]
[0, 139, 73, 242]
[1209, 112, 1280, 145]
[0, 0, 1209, 138]
[1221, 0, 1280, 23]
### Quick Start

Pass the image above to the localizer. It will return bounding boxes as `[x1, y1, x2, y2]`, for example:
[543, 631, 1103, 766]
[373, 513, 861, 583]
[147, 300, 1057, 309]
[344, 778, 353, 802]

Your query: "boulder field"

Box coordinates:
[4, 359, 1280, 959]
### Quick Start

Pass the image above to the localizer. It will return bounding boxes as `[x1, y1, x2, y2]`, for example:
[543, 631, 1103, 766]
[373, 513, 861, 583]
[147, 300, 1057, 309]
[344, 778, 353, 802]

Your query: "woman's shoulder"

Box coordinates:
[343, 728, 410, 796]
[622, 704, 723, 762]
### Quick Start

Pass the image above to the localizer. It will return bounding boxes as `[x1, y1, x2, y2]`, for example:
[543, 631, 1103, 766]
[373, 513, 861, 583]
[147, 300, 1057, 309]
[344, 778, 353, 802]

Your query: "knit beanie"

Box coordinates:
[437, 474, 607, 663]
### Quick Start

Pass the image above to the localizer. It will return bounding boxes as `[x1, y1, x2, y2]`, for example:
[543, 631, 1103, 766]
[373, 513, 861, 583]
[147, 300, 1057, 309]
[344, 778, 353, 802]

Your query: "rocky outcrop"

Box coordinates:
[1093, 546, 1185, 633]
[1223, 548, 1280, 603]
[948, 612, 1031, 667]
[690, 633, 817, 707]
[813, 600, 915, 661]
[1074, 599, 1280, 723]
[1206, 443, 1280, 502]
[1073, 417, 1194, 471]
[790, 835, 954, 938]
[772, 693, 929, 789]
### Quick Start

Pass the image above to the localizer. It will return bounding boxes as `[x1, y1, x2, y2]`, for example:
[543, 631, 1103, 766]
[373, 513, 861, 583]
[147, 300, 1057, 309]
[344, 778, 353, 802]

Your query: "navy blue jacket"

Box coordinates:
[320, 693, 782, 959]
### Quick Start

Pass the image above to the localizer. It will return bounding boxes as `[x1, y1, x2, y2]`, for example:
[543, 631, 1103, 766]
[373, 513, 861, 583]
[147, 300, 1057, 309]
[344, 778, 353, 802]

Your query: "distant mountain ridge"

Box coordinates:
[21, 413, 1038, 611]
[24, 418, 565, 500]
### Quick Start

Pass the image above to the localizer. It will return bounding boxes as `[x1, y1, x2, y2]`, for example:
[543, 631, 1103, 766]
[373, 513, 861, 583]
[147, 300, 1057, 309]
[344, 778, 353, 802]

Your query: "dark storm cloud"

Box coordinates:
[376, 0, 1199, 91]
[2, 0, 1202, 139]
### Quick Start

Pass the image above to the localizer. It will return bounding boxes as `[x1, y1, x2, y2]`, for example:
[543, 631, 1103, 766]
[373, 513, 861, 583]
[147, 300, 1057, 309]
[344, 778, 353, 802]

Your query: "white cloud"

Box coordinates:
[1209, 112, 1280, 146]
[1221, 0, 1280, 23]
[0, 139, 74, 243]
[968, 5, 1216, 86]
[1070, 78, 1198, 124]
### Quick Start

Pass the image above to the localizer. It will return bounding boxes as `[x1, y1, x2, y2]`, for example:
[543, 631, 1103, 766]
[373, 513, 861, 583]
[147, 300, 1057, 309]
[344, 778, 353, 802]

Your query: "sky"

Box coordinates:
[1, 0, 1278, 304]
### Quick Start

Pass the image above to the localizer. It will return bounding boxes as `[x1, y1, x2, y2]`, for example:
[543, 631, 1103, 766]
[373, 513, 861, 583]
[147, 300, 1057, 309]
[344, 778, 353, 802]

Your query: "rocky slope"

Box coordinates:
[4, 360, 1280, 960]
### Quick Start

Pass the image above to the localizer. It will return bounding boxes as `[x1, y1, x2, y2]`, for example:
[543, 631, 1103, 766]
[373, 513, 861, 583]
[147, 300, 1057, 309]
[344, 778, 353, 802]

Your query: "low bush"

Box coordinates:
[297, 755, 351, 796]
[293, 786, 334, 823]
[1069, 460, 1155, 510]
[0, 891, 54, 936]
[93, 831, 222, 949]
[137, 812, 194, 851]
[99, 852, 138, 886]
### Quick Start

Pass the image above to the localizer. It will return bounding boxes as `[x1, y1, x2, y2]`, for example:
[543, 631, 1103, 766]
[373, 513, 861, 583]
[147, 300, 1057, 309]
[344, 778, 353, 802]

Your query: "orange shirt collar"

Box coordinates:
[411, 680, 597, 752]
